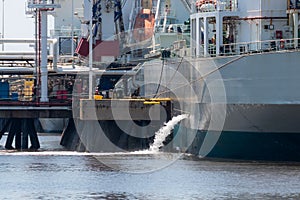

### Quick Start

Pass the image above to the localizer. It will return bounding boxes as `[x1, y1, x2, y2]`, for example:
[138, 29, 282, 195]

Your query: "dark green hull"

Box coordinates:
[185, 129, 300, 162]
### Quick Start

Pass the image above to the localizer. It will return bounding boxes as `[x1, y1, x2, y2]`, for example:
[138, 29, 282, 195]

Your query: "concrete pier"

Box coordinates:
[80, 99, 169, 120]
[0, 98, 173, 151]
[60, 98, 173, 152]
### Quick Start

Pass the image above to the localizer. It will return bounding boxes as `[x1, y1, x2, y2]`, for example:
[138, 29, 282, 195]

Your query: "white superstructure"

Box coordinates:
[191, 0, 299, 57]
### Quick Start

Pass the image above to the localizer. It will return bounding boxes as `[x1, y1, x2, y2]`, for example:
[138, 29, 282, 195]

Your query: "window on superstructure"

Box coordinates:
[141, 14, 150, 19]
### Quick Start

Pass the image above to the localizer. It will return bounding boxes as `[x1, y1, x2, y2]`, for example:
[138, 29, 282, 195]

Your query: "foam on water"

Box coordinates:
[149, 114, 189, 152]
[0, 149, 167, 156]
[0, 150, 158, 156]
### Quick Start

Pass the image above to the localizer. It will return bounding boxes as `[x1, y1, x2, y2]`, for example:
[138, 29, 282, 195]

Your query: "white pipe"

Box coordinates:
[52, 38, 58, 71]
[152, 0, 161, 52]
[0, 38, 58, 69]
[203, 17, 208, 57]
[294, 12, 298, 48]
[0, 55, 36, 59]
[0, 52, 35, 55]
[127, 0, 136, 61]
[128, 1, 135, 31]
[162, 11, 167, 33]
[216, 13, 222, 56]
[89, 0, 93, 100]
[2, 0, 4, 51]
[155, 0, 161, 27]
[0, 38, 57, 43]
[34, 11, 38, 75]
[40, 10, 49, 102]
[71, 0, 75, 68]
[196, 17, 200, 57]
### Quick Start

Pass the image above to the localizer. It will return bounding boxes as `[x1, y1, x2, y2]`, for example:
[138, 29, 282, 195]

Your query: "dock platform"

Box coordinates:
[80, 98, 172, 120]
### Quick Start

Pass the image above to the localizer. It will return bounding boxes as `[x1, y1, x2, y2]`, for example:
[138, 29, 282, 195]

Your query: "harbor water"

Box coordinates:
[0, 134, 300, 199]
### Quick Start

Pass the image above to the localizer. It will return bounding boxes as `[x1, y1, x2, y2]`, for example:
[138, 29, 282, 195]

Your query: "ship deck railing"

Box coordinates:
[155, 24, 190, 34]
[196, 38, 300, 57]
[50, 28, 81, 38]
[159, 9, 177, 19]
[26, 0, 59, 7]
[195, 0, 238, 13]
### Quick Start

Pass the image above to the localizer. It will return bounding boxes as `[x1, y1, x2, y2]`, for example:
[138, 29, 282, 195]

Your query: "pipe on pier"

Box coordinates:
[0, 38, 58, 71]
[40, 10, 49, 102]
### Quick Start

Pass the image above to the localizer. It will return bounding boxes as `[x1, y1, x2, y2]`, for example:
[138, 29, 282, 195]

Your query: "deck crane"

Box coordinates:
[76, 0, 126, 62]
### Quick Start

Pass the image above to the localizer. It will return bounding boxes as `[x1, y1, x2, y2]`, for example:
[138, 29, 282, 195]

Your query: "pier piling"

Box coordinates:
[2, 118, 40, 150]
[5, 119, 22, 150]
[21, 119, 40, 150]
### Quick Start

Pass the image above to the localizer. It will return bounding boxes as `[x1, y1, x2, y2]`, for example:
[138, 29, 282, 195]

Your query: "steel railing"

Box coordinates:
[195, 38, 300, 57]
[195, 0, 238, 13]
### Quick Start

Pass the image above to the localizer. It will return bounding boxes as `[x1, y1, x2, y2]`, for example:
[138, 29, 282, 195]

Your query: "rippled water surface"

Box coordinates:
[0, 134, 300, 200]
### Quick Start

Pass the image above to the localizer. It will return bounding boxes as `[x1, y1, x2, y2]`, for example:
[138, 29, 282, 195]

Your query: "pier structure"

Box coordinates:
[0, 65, 173, 151]
[58, 98, 172, 152]
[0, 95, 172, 151]
[0, 0, 175, 151]
[0, 68, 175, 151]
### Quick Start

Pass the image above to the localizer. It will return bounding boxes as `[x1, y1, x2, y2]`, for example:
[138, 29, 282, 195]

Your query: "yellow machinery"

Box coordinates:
[23, 79, 34, 101]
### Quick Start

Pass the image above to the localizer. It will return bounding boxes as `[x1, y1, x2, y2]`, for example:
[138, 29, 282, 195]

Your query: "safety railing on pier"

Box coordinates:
[0, 74, 94, 103]
[0, 74, 127, 103]
[195, 38, 300, 57]
[0, 77, 73, 103]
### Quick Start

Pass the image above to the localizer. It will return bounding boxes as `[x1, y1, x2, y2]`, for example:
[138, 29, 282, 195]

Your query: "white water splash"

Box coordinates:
[149, 114, 189, 152]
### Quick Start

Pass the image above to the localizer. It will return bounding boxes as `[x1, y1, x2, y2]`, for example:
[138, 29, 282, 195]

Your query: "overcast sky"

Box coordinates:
[1, 0, 36, 51]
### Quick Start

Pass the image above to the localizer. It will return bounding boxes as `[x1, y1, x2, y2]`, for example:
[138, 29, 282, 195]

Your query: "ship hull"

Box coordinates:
[184, 128, 300, 161]
[143, 50, 300, 161]
[174, 103, 300, 161]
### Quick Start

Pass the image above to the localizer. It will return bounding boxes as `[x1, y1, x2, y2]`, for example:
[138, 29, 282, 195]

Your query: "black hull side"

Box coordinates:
[176, 103, 300, 161]
[186, 129, 300, 162]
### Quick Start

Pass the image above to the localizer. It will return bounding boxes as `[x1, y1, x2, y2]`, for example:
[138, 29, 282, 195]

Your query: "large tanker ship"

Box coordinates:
[140, 0, 300, 161]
